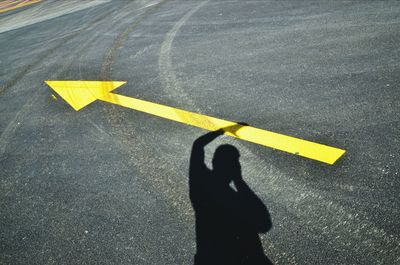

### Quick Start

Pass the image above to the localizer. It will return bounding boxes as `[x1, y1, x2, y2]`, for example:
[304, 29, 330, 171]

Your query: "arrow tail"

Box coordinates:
[97, 92, 345, 165]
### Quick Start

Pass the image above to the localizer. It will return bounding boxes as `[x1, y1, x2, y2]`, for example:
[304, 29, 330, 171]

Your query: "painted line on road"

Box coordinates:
[0, 0, 41, 14]
[45, 81, 346, 165]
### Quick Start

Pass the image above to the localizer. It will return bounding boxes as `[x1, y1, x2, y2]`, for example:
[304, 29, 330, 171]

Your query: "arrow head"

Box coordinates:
[45, 80, 126, 111]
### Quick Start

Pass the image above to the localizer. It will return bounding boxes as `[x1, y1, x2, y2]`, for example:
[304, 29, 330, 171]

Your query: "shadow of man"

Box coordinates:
[189, 124, 273, 265]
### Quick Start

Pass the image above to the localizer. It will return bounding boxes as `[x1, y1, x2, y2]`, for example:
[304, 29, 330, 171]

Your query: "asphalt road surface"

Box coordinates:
[1, 0, 399, 264]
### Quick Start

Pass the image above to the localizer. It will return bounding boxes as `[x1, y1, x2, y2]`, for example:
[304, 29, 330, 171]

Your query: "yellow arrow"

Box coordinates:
[45, 80, 346, 164]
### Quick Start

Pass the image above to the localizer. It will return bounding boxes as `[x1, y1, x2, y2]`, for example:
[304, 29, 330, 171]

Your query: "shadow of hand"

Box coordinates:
[221, 122, 249, 136]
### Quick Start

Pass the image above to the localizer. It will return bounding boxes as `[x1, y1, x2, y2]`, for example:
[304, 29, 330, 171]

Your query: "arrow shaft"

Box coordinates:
[96, 92, 345, 164]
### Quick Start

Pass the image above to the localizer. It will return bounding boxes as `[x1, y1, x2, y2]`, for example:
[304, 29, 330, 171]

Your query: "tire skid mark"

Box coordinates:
[0, 33, 100, 158]
[156, 2, 400, 264]
[0, 52, 77, 158]
[0, 4, 118, 95]
[156, 2, 298, 263]
[0, 92, 38, 157]
[97, 0, 206, 251]
[100, 0, 167, 79]
[98, 1, 294, 262]
[158, 1, 209, 110]
[0, 3, 131, 157]
[1, 0, 160, 153]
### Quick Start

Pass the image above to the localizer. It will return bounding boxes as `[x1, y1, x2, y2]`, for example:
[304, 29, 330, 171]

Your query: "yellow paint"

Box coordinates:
[0, 0, 42, 14]
[45, 81, 126, 111]
[45, 80, 346, 164]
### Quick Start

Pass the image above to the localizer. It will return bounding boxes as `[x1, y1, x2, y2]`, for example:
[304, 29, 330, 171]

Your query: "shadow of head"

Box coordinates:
[212, 144, 241, 184]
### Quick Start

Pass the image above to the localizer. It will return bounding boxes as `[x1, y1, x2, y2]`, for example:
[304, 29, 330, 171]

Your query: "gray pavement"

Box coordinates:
[1, 0, 399, 264]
